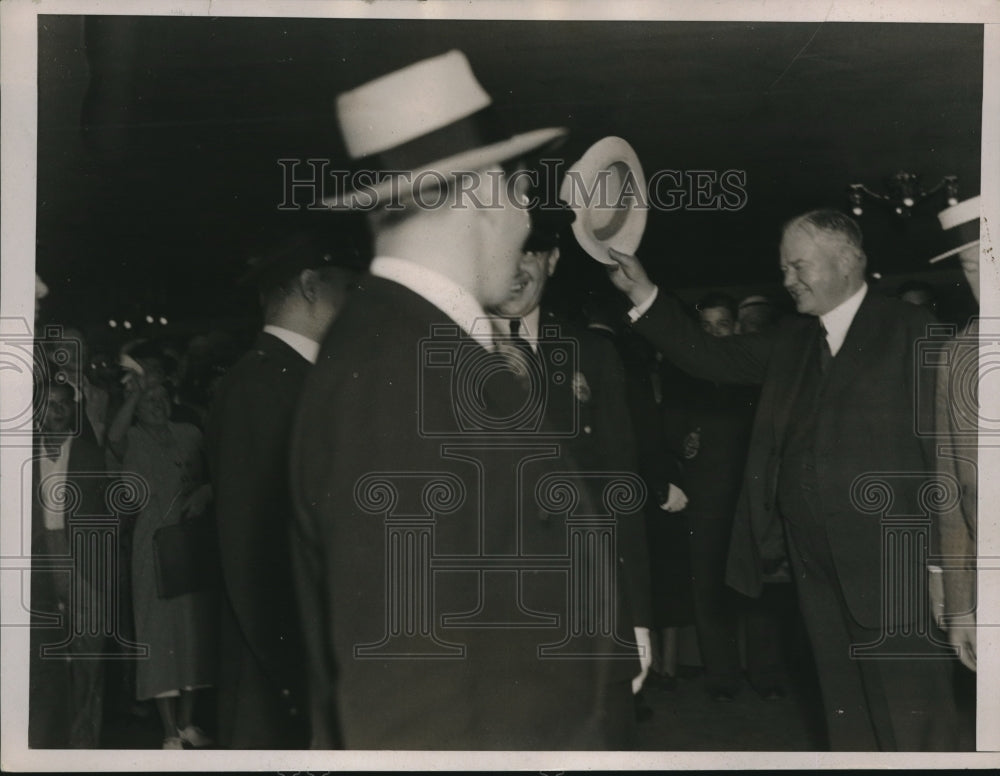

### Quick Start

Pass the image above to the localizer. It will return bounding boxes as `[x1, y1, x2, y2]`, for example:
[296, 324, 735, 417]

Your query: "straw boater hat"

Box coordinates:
[559, 136, 648, 265]
[928, 195, 980, 264]
[327, 50, 566, 209]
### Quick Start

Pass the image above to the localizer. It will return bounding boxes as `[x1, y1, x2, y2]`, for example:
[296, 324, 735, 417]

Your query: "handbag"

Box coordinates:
[152, 513, 221, 599]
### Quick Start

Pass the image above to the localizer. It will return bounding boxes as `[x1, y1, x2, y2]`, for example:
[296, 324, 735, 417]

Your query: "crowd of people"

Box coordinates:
[27, 49, 980, 752]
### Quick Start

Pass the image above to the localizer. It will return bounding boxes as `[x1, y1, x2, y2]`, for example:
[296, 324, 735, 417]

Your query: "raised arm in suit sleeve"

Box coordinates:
[633, 291, 774, 386]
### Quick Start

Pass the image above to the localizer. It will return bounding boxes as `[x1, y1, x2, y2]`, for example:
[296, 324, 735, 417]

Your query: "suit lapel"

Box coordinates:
[770, 318, 820, 448]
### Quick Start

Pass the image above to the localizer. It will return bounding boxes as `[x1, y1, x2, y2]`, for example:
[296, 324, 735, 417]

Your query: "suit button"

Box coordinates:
[583, 425, 592, 434]
[289, 707, 299, 716]
[281, 688, 291, 698]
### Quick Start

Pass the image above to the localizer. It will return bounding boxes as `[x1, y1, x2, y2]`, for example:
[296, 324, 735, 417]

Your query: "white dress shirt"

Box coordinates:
[819, 283, 867, 357]
[627, 287, 659, 323]
[494, 307, 542, 353]
[263, 325, 321, 364]
[371, 256, 495, 350]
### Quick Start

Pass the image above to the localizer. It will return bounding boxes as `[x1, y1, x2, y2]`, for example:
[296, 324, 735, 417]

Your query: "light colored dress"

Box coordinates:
[123, 421, 217, 700]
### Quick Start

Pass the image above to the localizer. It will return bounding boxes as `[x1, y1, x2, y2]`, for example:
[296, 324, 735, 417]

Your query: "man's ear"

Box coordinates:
[298, 268, 321, 303]
[547, 247, 561, 277]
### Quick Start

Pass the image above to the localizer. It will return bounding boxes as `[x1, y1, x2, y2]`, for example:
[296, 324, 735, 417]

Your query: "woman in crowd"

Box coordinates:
[107, 363, 217, 749]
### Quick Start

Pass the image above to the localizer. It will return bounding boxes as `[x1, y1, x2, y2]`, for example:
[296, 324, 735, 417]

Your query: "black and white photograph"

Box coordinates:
[1, 0, 998, 770]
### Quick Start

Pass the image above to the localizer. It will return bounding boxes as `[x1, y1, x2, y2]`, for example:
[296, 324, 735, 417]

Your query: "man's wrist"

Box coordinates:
[627, 285, 659, 323]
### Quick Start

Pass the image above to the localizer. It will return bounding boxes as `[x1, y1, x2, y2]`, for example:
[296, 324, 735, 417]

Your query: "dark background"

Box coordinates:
[35, 15, 983, 337]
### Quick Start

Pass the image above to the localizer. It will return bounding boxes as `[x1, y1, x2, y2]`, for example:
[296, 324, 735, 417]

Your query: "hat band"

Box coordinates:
[928, 218, 980, 264]
[353, 105, 510, 177]
[938, 218, 980, 254]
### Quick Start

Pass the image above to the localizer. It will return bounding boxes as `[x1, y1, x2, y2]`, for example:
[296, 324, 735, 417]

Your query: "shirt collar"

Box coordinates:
[262, 325, 320, 364]
[819, 283, 868, 357]
[371, 256, 494, 350]
[491, 307, 542, 351]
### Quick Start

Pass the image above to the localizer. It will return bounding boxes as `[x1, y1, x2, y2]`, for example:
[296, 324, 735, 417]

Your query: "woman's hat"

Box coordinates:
[559, 136, 648, 265]
[328, 50, 566, 209]
[928, 195, 980, 264]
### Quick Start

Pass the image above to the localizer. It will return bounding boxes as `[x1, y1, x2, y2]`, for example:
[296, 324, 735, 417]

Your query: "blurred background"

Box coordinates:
[35, 16, 983, 343]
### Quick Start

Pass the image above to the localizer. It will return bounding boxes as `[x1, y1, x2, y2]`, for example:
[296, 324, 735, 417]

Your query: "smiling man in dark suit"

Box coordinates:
[606, 209, 960, 751]
[489, 203, 654, 740]
[206, 231, 359, 749]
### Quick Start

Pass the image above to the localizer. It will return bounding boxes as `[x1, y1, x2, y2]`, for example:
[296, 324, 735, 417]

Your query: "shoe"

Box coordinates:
[646, 669, 678, 692]
[755, 684, 786, 701]
[709, 688, 736, 703]
[177, 725, 213, 748]
[162, 736, 183, 750]
[633, 691, 654, 722]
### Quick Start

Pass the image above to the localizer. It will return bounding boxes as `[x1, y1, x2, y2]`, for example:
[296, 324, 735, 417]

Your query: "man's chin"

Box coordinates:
[791, 298, 811, 315]
[494, 296, 531, 319]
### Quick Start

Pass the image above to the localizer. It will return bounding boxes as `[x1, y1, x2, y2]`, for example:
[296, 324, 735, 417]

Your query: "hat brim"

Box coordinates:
[559, 136, 648, 265]
[928, 239, 980, 265]
[324, 127, 567, 210]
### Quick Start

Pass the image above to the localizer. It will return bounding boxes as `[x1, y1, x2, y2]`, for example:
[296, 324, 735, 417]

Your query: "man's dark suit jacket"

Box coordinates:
[290, 275, 634, 750]
[540, 310, 652, 635]
[633, 288, 937, 630]
[29, 434, 109, 748]
[206, 332, 311, 749]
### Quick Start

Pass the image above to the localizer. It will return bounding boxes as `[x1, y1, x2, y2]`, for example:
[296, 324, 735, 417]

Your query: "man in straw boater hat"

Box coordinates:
[927, 195, 982, 680]
[603, 209, 962, 750]
[290, 51, 640, 749]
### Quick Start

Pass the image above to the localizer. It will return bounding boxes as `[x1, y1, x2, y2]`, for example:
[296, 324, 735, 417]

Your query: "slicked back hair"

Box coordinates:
[783, 209, 867, 269]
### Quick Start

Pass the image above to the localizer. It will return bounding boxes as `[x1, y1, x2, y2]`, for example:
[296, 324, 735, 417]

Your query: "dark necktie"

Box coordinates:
[818, 321, 833, 375]
[509, 318, 537, 365]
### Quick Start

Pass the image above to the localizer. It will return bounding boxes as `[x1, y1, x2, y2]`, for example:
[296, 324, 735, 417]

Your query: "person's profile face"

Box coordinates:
[779, 226, 853, 316]
[698, 306, 736, 338]
[474, 164, 533, 308]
